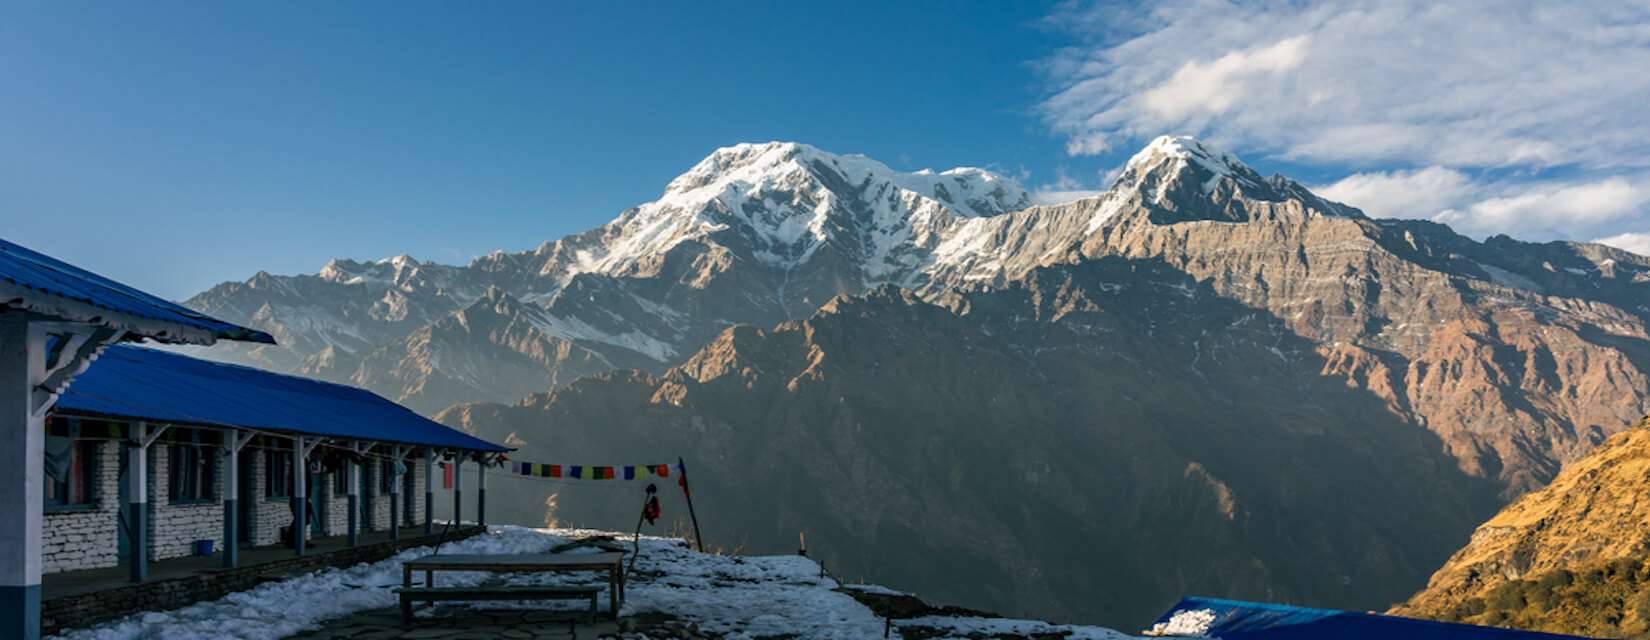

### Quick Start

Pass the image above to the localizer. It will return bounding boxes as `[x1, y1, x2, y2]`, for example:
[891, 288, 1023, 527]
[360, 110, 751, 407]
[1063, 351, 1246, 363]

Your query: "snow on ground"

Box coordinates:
[50, 525, 1152, 640]
[898, 615, 1140, 640]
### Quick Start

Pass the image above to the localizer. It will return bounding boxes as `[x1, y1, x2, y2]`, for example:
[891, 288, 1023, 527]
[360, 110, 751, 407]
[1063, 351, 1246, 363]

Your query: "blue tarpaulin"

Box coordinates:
[57, 345, 508, 452]
[0, 237, 273, 344]
[1150, 597, 1591, 639]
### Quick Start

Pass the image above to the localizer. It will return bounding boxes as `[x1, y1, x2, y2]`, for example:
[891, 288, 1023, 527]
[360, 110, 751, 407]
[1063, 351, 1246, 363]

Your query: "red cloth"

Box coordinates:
[442, 463, 454, 489]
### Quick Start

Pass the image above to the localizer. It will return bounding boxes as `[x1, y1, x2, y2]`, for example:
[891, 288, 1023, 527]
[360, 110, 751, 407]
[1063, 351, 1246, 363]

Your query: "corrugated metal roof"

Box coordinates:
[0, 237, 274, 344]
[1148, 597, 1592, 639]
[57, 345, 508, 452]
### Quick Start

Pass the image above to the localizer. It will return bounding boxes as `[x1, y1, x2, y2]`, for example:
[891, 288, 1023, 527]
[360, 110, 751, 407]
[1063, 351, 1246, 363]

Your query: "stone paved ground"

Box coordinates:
[283, 606, 621, 639]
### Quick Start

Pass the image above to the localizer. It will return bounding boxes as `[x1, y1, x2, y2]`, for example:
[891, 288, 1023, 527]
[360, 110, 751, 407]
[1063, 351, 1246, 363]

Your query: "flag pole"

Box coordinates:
[677, 457, 704, 553]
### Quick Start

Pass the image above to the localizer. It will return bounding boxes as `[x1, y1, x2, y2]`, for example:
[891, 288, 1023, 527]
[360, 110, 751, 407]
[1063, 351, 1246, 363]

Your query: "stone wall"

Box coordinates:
[320, 470, 350, 537]
[42, 441, 120, 574]
[147, 445, 227, 561]
[42, 525, 487, 636]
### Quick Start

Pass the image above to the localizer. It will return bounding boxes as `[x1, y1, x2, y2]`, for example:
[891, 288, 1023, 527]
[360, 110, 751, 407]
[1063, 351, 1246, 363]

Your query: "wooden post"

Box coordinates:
[476, 454, 487, 527]
[389, 445, 401, 541]
[346, 444, 360, 546]
[221, 430, 251, 568]
[127, 422, 149, 582]
[0, 315, 43, 639]
[677, 457, 704, 553]
[452, 456, 463, 526]
[292, 436, 307, 556]
[423, 448, 435, 535]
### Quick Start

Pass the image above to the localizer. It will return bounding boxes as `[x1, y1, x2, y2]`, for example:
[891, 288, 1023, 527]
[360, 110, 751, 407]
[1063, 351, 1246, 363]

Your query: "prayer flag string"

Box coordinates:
[505, 460, 673, 481]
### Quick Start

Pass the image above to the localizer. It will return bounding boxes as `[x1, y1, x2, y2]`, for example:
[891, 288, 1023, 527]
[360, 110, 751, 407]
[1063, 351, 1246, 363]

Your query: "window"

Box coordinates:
[168, 430, 217, 503]
[379, 459, 394, 494]
[265, 448, 293, 499]
[45, 436, 99, 510]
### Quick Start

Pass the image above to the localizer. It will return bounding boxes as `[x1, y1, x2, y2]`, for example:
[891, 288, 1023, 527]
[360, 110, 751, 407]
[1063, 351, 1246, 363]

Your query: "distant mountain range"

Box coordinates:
[184, 137, 1650, 627]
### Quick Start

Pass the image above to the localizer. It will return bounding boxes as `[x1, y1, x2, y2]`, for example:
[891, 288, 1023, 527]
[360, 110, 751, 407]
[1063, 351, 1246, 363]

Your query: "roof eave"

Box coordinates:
[1, 280, 275, 345]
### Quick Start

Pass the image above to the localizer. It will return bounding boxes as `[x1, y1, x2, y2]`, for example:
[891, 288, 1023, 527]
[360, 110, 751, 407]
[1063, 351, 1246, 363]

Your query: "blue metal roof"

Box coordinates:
[1150, 597, 1591, 639]
[56, 345, 508, 452]
[0, 237, 274, 344]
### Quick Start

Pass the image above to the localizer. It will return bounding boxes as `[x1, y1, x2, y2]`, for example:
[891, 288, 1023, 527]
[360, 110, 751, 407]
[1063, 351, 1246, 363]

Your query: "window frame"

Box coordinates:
[264, 446, 293, 500]
[167, 429, 218, 504]
[378, 459, 394, 495]
[45, 436, 100, 512]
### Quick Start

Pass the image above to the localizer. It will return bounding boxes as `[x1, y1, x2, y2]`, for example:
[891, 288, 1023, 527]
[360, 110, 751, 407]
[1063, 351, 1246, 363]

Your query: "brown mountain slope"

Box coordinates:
[1396, 418, 1650, 637]
[440, 256, 1498, 629]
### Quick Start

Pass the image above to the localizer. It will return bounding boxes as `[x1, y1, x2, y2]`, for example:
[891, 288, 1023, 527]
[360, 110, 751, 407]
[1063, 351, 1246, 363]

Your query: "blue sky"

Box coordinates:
[5, 1, 1650, 300]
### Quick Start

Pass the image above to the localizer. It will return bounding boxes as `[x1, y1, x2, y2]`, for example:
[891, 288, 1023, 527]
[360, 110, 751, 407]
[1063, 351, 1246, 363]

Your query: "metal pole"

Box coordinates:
[0, 315, 44, 639]
[476, 454, 486, 527]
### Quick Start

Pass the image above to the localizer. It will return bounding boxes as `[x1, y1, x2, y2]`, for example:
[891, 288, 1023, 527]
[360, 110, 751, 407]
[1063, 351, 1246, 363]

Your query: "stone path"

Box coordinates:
[283, 606, 621, 639]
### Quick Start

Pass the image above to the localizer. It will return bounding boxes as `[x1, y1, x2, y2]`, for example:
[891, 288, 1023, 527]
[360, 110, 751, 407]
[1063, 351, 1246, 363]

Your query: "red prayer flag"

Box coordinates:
[601, 466, 615, 480]
[549, 464, 562, 478]
[655, 464, 670, 477]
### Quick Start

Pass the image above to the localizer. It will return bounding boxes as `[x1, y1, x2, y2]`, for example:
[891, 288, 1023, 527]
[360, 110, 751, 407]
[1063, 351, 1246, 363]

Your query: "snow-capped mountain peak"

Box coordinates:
[661, 141, 1029, 218]
[1115, 135, 1266, 197]
[574, 141, 1033, 278]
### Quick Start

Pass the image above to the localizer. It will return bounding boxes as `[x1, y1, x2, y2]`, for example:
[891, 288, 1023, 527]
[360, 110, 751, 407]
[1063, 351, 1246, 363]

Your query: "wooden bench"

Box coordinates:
[395, 585, 603, 623]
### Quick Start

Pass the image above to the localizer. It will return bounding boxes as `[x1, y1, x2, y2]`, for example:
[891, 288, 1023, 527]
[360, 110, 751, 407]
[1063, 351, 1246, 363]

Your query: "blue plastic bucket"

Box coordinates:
[193, 539, 215, 556]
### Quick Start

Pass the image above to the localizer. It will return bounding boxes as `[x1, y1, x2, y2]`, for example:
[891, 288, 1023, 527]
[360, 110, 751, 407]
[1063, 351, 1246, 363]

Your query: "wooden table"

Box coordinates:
[400, 552, 626, 619]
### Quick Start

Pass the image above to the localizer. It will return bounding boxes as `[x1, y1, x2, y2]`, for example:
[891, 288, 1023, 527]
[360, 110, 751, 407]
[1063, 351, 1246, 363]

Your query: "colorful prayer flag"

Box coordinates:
[656, 464, 670, 477]
[569, 465, 583, 479]
[550, 464, 562, 478]
[623, 466, 636, 480]
[602, 466, 615, 480]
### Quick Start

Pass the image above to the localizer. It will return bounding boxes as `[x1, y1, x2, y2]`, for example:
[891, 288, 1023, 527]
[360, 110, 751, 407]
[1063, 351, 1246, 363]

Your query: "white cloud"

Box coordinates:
[1038, 1, 1650, 170]
[1314, 167, 1477, 219]
[1597, 232, 1650, 257]
[1031, 189, 1104, 205]
[1441, 177, 1650, 236]
[1031, 166, 1106, 205]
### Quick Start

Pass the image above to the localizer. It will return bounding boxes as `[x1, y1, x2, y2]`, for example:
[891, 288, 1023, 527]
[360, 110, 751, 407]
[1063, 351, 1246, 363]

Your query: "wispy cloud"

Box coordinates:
[1035, 0, 1650, 242]
[1031, 166, 1106, 205]
[1597, 232, 1650, 257]
[1038, 1, 1650, 169]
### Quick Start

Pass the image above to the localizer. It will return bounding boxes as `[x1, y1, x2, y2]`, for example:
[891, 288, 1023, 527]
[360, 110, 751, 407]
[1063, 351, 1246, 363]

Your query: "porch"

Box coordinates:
[41, 523, 485, 636]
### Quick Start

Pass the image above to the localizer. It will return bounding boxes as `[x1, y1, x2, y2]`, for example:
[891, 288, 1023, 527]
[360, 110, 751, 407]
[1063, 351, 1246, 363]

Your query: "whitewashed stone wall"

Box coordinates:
[320, 469, 349, 537]
[408, 462, 427, 527]
[42, 441, 120, 574]
[248, 448, 299, 547]
[147, 445, 228, 561]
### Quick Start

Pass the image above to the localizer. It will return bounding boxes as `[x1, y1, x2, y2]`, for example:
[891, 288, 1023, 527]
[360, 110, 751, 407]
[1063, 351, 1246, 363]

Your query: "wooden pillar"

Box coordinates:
[292, 437, 306, 556]
[476, 454, 487, 527]
[346, 445, 358, 546]
[127, 422, 148, 583]
[452, 456, 463, 526]
[388, 445, 401, 541]
[0, 315, 43, 639]
[221, 431, 250, 569]
[423, 448, 434, 535]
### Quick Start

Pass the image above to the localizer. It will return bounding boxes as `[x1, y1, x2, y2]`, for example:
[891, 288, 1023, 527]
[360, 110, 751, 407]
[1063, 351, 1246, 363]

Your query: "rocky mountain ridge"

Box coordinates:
[1395, 418, 1650, 637]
